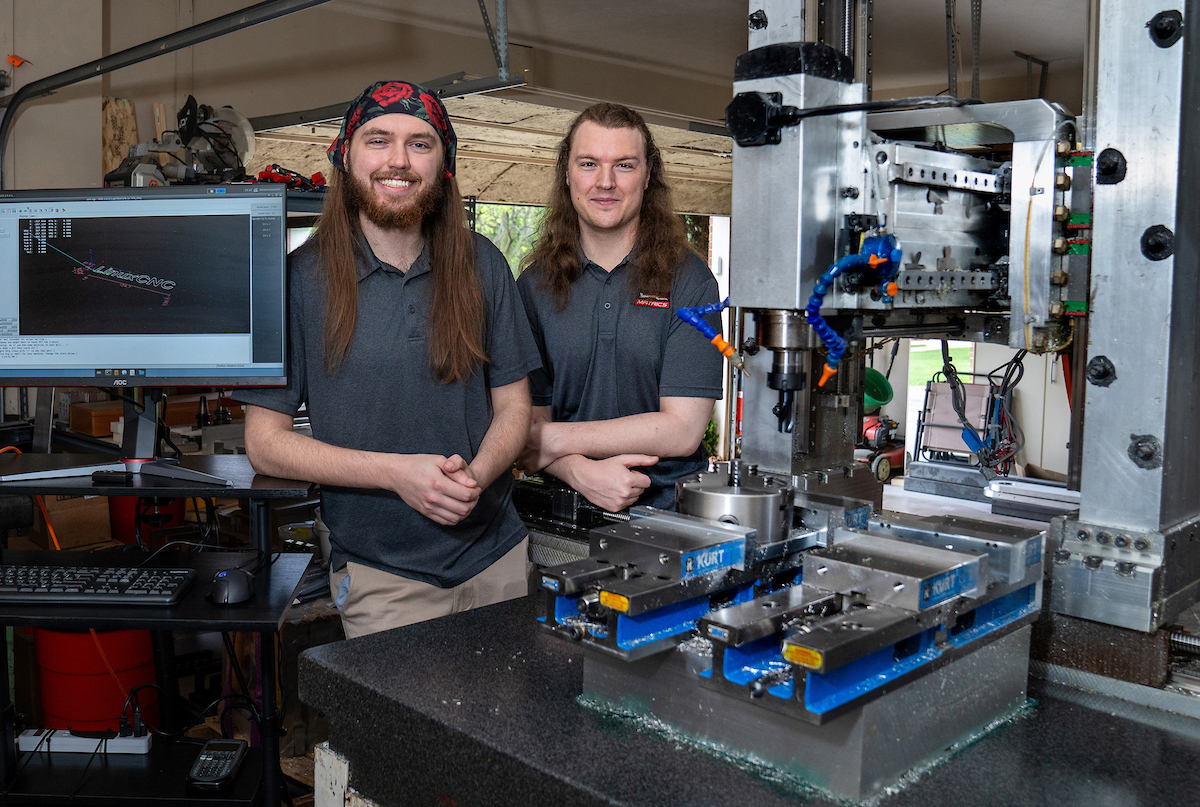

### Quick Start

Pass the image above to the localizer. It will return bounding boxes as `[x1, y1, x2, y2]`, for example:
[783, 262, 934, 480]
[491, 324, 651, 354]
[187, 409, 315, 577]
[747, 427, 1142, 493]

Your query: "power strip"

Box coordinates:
[18, 729, 152, 755]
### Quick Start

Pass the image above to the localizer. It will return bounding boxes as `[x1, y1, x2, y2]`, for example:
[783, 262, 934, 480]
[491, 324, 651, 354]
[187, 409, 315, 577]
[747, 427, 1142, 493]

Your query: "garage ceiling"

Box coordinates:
[330, 0, 1089, 92]
[251, 0, 1089, 214]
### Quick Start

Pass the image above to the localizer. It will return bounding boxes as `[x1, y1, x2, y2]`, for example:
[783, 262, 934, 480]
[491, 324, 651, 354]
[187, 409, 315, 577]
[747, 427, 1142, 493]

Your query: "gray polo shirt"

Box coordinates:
[516, 250, 723, 508]
[234, 232, 541, 587]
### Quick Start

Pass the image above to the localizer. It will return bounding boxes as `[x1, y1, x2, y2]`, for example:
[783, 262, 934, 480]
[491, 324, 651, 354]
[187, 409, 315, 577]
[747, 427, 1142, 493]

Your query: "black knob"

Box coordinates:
[1095, 148, 1126, 184]
[1141, 225, 1174, 261]
[1147, 11, 1184, 47]
[725, 91, 799, 147]
[1086, 355, 1116, 387]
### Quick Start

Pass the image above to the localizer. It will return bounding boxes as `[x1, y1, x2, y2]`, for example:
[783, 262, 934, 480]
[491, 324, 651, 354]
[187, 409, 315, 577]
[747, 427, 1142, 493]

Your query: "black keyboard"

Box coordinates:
[0, 565, 196, 606]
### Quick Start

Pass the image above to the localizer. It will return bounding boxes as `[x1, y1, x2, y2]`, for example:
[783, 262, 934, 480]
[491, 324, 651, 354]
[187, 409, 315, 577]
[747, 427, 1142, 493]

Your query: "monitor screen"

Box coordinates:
[0, 185, 287, 388]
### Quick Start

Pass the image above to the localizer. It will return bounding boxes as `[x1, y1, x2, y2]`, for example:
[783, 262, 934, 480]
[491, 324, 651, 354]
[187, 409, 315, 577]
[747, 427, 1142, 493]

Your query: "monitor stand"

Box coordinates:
[0, 392, 233, 486]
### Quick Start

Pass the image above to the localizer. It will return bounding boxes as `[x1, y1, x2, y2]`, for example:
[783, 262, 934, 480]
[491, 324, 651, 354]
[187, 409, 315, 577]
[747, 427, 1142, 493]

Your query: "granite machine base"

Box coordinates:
[296, 596, 1200, 807]
[582, 626, 1032, 800]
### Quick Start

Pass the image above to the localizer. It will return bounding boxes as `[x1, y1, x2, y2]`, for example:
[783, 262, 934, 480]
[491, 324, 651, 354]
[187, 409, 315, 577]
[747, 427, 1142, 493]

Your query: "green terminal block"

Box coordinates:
[1060, 155, 1094, 168]
[1067, 213, 1092, 226]
[1063, 301, 1088, 314]
[1067, 242, 1091, 255]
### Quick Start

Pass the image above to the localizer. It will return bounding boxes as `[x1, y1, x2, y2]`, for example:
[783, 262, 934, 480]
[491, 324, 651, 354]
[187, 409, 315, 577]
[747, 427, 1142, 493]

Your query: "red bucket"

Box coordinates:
[32, 628, 159, 731]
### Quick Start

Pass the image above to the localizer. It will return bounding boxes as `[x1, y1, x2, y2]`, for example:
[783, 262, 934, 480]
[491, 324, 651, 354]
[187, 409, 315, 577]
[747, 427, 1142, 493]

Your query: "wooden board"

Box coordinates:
[68, 400, 124, 436]
[101, 97, 139, 178]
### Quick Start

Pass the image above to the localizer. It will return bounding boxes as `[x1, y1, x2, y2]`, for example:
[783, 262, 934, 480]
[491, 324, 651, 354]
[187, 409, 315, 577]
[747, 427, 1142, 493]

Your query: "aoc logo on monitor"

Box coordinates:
[112, 379, 128, 386]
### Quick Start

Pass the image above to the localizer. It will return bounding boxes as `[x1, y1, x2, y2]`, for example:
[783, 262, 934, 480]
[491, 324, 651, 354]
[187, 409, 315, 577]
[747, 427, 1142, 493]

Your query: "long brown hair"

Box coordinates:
[316, 167, 486, 383]
[521, 102, 691, 308]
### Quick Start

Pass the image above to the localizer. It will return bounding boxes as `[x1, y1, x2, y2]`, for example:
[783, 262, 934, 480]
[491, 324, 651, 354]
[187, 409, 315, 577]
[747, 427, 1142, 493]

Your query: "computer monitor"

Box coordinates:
[0, 184, 287, 388]
[0, 185, 288, 484]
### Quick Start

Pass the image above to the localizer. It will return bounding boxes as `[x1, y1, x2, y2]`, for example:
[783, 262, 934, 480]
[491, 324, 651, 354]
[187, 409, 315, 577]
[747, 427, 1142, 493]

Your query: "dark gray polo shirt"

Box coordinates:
[516, 250, 723, 508]
[234, 232, 541, 587]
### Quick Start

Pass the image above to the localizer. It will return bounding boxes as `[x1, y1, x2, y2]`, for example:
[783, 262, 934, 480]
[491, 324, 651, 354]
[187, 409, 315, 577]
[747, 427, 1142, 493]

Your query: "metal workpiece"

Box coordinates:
[869, 511, 1045, 585]
[805, 530, 986, 611]
[675, 462, 794, 545]
[904, 459, 992, 502]
[588, 563, 753, 620]
[588, 509, 755, 582]
[539, 556, 618, 597]
[793, 488, 873, 536]
[701, 584, 841, 648]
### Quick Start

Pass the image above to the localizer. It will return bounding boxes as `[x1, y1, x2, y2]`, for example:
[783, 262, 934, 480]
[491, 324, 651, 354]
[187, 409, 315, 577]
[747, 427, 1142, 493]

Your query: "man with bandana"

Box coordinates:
[234, 82, 541, 638]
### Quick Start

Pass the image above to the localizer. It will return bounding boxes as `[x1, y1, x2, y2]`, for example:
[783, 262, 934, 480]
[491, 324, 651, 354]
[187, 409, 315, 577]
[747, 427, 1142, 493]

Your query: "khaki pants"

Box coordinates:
[329, 537, 530, 639]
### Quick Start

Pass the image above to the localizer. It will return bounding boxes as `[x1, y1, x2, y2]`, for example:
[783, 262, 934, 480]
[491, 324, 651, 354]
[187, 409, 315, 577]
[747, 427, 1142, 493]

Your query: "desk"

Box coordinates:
[299, 595, 1200, 807]
[0, 453, 313, 806]
[0, 454, 312, 554]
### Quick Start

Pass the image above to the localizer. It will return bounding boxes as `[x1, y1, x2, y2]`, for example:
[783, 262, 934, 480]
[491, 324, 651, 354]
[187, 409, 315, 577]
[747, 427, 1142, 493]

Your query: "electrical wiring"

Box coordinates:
[197, 121, 245, 176]
[937, 341, 1028, 476]
[783, 95, 980, 124]
[137, 539, 242, 568]
[2, 718, 52, 795]
[885, 339, 901, 381]
[189, 496, 219, 547]
[120, 683, 262, 739]
[983, 349, 1028, 476]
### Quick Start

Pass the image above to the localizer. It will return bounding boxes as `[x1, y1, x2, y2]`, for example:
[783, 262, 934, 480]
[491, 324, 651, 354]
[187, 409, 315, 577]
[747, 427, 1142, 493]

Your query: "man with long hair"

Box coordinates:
[516, 103, 723, 512]
[235, 82, 541, 638]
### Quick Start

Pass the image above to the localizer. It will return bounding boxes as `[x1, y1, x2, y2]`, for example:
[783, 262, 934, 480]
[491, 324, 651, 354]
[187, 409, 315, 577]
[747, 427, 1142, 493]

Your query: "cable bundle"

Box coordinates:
[938, 340, 1026, 476]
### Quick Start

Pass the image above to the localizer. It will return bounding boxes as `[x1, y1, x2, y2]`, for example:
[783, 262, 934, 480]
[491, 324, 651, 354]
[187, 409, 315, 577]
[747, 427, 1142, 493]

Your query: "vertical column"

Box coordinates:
[1054, 0, 1197, 631]
[1079, 0, 1185, 530]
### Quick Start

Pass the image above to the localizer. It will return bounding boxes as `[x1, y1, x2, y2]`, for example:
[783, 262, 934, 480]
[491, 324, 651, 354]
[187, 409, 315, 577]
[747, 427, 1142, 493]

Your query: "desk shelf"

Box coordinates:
[4, 742, 262, 805]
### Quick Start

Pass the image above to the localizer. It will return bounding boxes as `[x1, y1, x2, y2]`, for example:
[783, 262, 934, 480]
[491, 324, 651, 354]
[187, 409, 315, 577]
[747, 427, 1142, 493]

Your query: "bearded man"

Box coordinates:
[235, 81, 541, 638]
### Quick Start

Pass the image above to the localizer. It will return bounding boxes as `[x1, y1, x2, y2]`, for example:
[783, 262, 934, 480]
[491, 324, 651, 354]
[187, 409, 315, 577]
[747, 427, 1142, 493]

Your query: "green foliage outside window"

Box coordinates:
[680, 214, 710, 255]
[474, 204, 546, 277]
[702, 419, 720, 459]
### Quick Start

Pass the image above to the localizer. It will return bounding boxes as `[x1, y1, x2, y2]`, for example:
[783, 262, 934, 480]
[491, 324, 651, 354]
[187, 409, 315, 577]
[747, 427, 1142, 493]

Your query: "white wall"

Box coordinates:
[974, 343, 1071, 474]
[0, 0, 103, 189]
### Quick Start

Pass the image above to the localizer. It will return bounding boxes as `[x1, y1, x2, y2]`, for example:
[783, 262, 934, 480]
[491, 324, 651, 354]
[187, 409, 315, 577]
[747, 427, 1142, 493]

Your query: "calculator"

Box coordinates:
[186, 738, 248, 790]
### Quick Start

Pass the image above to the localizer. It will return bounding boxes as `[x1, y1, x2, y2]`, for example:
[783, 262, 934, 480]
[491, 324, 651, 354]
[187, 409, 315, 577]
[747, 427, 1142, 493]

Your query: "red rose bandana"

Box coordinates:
[326, 81, 457, 177]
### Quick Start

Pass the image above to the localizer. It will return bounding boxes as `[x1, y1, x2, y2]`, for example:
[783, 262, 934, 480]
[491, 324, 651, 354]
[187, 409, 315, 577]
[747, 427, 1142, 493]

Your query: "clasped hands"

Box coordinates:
[390, 453, 481, 526]
[517, 421, 657, 513]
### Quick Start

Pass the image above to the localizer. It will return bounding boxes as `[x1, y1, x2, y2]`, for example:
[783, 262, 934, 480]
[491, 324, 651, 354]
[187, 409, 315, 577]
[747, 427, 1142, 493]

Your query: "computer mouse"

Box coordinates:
[210, 568, 254, 605]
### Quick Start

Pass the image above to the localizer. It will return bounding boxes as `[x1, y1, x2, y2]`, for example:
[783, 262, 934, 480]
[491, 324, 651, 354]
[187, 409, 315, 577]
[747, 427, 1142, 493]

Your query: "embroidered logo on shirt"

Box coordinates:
[634, 293, 670, 309]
